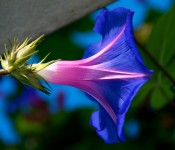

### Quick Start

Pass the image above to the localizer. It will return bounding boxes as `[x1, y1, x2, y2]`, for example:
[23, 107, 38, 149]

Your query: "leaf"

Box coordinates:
[144, 4, 175, 109]
[131, 82, 153, 107]
[150, 88, 168, 109]
[147, 4, 175, 70]
[145, 8, 163, 24]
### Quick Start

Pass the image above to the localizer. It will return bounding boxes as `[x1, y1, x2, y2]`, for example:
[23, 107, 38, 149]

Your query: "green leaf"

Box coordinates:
[145, 8, 163, 24]
[147, 4, 175, 71]
[150, 88, 168, 109]
[144, 4, 175, 109]
[131, 82, 153, 107]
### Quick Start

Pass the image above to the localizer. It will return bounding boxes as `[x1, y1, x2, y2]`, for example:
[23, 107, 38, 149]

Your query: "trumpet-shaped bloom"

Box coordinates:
[38, 8, 152, 143]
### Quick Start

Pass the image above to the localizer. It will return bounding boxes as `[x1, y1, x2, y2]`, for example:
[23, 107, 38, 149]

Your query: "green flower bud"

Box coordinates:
[16, 35, 44, 59]
[0, 35, 56, 94]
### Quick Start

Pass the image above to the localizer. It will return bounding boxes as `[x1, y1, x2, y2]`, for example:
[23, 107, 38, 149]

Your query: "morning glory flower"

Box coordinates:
[37, 8, 152, 143]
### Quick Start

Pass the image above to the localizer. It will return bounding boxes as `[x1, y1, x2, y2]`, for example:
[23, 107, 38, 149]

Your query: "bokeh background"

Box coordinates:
[1, 0, 175, 149]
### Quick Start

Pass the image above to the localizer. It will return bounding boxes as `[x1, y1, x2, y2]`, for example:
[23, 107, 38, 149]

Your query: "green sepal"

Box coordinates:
[16, 35, 44, 59]
[31, 59, 58, 72]
[1, 35, 57, 95]
[13, 51, 39, 70]
[12, 69, 51, 95]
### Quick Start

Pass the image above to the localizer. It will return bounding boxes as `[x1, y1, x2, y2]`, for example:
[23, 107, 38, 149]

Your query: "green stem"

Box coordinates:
[0, 69, 10, 75]
[135, 39, 175, 85]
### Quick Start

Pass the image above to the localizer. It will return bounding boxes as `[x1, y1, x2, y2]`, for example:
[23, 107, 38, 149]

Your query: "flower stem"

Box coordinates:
[0, 69, 10, 75]
[135, 39, 175, 85]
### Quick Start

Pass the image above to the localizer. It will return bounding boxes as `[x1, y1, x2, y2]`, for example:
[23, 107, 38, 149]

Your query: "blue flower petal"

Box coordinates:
[82, 8, 152, 143]
[90, 107, 126, 143]
[88, 77, 148, 143]
[83, 8, 150, 74]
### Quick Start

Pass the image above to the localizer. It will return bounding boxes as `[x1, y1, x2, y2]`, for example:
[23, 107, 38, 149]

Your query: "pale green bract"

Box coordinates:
[0, 35, 57, 94]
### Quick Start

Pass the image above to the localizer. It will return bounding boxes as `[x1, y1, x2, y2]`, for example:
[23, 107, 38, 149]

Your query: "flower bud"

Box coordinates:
[0, 35, 55, 94]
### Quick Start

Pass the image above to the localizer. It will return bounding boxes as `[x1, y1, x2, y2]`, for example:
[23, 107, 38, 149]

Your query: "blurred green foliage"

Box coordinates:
[1, 106, 175, 150]
[134, 4, 175, 110]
